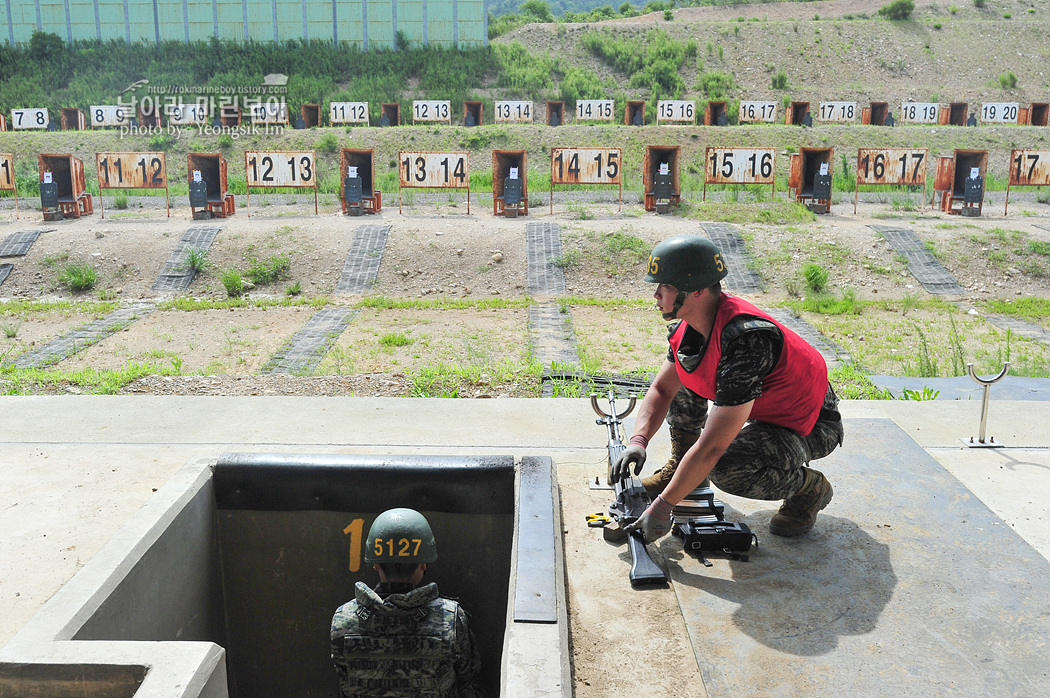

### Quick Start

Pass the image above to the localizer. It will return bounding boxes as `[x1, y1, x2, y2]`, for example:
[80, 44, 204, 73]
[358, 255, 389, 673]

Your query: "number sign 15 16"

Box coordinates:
[705, 148, 775, 184]
[96, 152, 167, 189]
[245, 152, 316, 188]
[657, 100, 695, 123]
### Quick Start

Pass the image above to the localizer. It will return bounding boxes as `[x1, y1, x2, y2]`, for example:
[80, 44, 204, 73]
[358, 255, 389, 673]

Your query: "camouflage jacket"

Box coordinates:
[331, 581, 485, 698]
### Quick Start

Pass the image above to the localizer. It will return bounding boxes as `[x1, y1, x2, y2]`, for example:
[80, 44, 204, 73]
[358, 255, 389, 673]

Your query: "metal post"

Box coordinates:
[963, 362, 1010, 447]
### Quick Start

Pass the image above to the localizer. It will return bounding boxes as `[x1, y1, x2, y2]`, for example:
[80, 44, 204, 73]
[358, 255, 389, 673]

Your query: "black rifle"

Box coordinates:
[591, 392, 668, 586]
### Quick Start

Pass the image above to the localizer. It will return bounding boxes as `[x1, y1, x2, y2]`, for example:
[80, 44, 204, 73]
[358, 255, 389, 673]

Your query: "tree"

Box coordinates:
[521, 1, 554, 23]
[878, 0, 915, 20]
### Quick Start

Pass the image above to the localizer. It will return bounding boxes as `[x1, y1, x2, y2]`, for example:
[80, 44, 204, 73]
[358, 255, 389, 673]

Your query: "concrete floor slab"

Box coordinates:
[668, 418, 1050, 697]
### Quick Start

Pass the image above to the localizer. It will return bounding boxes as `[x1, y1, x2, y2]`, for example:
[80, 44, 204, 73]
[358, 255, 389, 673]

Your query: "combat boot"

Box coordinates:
[641, 428, 702, 497]
[768, 467, 833, 537]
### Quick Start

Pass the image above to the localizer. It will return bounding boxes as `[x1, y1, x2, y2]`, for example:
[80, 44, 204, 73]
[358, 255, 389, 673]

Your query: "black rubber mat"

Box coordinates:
[258, 307, 358, 375]
[0, 263, 11, 286]
[0, 230, 42, 257]
[10, 303, 156, 369]
[151, 225, 223, 293]
[336, 224, 390, 294]
[869, 225, 964, 295]
[526, 222, 567, 295]
[700, 223, 763, 293]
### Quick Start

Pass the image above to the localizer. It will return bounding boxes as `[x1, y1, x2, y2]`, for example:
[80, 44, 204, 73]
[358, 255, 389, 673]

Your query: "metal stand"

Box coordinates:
[962, 362, 1009, 448]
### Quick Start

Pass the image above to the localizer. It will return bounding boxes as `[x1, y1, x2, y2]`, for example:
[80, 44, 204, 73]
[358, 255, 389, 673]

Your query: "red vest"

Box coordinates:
[669, 294, 828, 436]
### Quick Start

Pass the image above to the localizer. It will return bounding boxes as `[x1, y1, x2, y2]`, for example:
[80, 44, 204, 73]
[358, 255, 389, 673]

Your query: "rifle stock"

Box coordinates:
[592, 392, 668, 587]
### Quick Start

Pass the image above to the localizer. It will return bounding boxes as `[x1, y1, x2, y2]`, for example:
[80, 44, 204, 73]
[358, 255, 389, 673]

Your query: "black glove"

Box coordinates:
[611, 444, 646, 482]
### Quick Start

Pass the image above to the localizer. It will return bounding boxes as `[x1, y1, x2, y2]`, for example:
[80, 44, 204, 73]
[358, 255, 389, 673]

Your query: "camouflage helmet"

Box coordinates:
[644, 235, 727, 292]
[364, 508, 438, 564]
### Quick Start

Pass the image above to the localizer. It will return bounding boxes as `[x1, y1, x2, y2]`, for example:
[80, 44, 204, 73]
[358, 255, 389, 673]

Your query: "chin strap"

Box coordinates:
[662, 290, 689, 320]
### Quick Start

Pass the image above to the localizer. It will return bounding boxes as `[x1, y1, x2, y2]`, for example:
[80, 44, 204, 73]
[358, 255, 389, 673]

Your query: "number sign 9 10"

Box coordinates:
[981, 103, 1019, 124]
[399, 152, 469, 188]
[0, 153, 15, 191]
[705, 148, 775, 184]
[818, 102, 857, 123]
[738, 101, 777, 123]
[551, 148, 621, 185]
[576, 100, 614, 122]
[245, 151, 316, 188]
[96, 152, 167, 189]
[1009, 150, 1050, 186]
[12, 108, 49, 130]
[657, 100, 695, 123]
[856, 149, 928, 186]
[413, 100, 451, 122]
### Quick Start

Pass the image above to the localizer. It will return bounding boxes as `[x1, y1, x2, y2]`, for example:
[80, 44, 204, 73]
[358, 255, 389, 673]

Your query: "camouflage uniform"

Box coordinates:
[331, 581, 485, 698]
[667, 317, 843, 499]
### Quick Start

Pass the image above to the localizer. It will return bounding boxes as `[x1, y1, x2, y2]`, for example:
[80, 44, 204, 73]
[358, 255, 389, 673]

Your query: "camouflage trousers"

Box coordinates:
[668, 384, 844, 501]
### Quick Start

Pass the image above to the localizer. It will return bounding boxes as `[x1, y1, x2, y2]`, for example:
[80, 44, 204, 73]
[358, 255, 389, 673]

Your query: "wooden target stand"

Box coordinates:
[95, 152, 170, 219]
[244, 151, 318, 216]
[549, 147, 622, 214]
[853, 148, 928, 215]
[0, 153, 18, 218]
[1004, 149, 1050, 216]
[398, 151, 471, 215]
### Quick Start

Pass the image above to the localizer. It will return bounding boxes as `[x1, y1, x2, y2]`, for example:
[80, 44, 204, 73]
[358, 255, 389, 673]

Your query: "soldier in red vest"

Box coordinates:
[612, 235, 844, 541]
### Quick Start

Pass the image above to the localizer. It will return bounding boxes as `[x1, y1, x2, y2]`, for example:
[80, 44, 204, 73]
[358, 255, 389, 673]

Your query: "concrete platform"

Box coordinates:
[2, 397, 1050, 697]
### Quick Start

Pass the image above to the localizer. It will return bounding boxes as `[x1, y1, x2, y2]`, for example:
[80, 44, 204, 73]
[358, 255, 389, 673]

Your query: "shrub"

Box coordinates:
[802, 263, 829, 293]
[220, 269, 244, 296]
[999, 71, 1018, 89]
[245, 255, 291, 285]
[318, 133, 339, 154]
[771, 69, 789, 90]
[59, 263, 97, 292]
[182, 247, 209, 273]
[697, 71, 735, 99]
[663, 9, 673, 20]
[113, 193, 128, 209]
[878, 0, 914, 20]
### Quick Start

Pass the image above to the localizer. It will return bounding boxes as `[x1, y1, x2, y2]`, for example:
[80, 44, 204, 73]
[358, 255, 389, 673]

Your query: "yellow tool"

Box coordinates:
[586, 512, 611, 528]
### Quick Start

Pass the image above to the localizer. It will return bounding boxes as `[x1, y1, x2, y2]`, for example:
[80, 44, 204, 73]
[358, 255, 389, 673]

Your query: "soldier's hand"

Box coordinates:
[611, 444, 646, 481]
[624, 494, 673, 542]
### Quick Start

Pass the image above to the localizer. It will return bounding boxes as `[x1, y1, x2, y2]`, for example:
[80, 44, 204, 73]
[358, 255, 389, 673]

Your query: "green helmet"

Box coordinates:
[644, 235, 727, 292]
[364, 508, 438, 564]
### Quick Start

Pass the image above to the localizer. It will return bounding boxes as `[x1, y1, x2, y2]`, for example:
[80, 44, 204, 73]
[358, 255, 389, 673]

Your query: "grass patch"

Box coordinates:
[981, 298, 1050, 321]
[1, 360, 177, 395]
[684, 201, 816, 225]
[59, 263, 98, 293]
[356, 296, 531, 310]
[829, 362, 892, 400]
[158, 296, 328, 311]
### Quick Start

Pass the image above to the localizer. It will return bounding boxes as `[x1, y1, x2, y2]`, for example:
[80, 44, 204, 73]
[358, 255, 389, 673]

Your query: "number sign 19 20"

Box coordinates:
[90, 105, 130, 128]
[413, 100, 451, 123]
[856, 149, 928, 187]
[494, 100, 532, 123]
[657, 100, 696, 123]
[245, 152, 316, 188]
[329, 102, 369, 125]
[399, 152, 469, 188]
[981, 103, 1020, 124]
[818, 102, 857, 123]
[0, 153, 15, 191]
[96, 152, 167, 189]
[11, 108, 49, 130]
[738, 101, 778, 123]
[900, 102, 939, 124]
[705, 148, 775, 185]
[576, 100, 614, 122]
[550, 148, 621, 185]
[1009, 150, 1050, 186]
